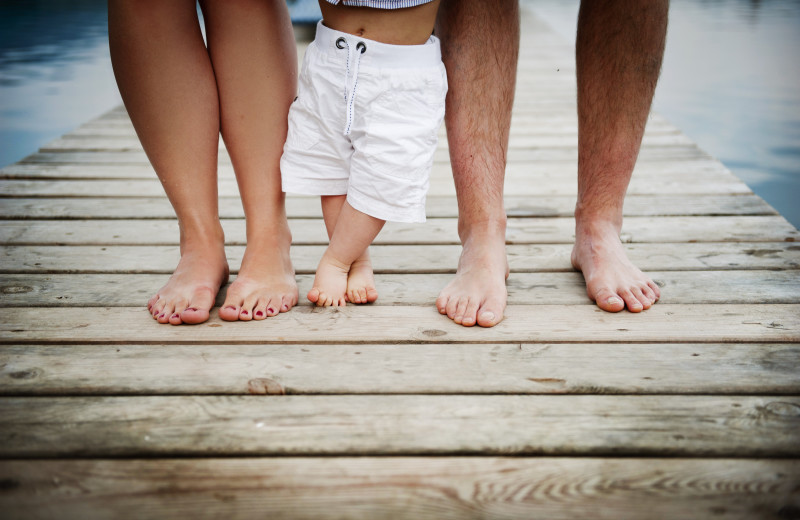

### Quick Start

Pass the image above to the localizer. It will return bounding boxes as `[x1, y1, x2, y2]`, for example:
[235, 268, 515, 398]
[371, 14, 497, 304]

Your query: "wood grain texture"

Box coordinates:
[0, 6, 797, 518]
[0, 156, 737, 180]
[0, 194, 778, 219]
[1, 458, 797, 520]
[0, 171, 752, 197]
[39, 132, 695, 153]
[1, 395, 798, 456]
[2, 270, 799, 307]
[1, 216, 797, 245]
[1, 305, 798, 344]
[1, 343, 798, 396]
[20, 145, 712, 165]
[4, 242, 799, 274]
[0, 457, 800, 520]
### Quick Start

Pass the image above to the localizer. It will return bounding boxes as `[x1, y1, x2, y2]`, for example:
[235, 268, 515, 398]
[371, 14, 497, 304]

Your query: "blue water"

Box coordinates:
[1, 0, 798, 229]
[531, 0, 800, 229]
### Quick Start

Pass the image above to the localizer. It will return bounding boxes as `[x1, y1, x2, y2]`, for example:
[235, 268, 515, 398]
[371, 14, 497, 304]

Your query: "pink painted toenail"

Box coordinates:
[241, 310, 248, 315]
[256, 310, 264, 317]
[172, 314, 179, 319]
[225, 306, 236, 310]
[159, 313, 165, 319]
[268, 308, 275, 314]
[186, 308, 198, 312]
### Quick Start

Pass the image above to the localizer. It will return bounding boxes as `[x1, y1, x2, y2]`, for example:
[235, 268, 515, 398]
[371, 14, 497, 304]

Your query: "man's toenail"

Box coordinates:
[256, 311, 264, 317]
[480, 311, 495, 322]
[607, 297, 622, 305]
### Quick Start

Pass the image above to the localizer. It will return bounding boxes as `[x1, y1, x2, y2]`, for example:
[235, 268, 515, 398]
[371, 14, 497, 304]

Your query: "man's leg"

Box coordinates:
[571, 0, 667, 312]
[109, 0, 229, 325]
[434, 0, 519, 327]
[198, 0, 299, 321]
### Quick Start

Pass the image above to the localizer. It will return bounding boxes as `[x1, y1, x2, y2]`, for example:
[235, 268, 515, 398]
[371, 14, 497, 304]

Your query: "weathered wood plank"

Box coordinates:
[1, 305, 798, 344]
[1, 395, 798, 456]
[0, 194, 778, 219]
[1, 343, 797, 396]
[1, 216, 797, 246]
[18, 145, 712, 166]
[3, 243, 798, 274]
[2, 270, 799, 307]
[65, 117, 682, 138]
[39, 132, 695, 153]
[1, 458, 796, 520]
[0, 169, 752, 197]
[0, 159, 735, 180]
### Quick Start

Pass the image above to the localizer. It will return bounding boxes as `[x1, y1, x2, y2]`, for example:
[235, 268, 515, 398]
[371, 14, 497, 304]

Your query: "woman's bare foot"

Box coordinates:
[345, 255, 379, 304]
[307, 251, 349, 307]
[571, 218, 661, 312]
[147, 240, 230, 326]
[436, 223, 509, 327]
[219, 230, 298, 321]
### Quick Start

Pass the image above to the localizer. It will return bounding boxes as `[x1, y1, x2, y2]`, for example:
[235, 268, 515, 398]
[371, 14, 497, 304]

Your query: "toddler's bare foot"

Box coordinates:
[219, 231, 298, 321]
[307, 251, 349, 307]
[346, 255, 378, 304]
[147, 241, 229, 326]
[571, 218, 661, 312]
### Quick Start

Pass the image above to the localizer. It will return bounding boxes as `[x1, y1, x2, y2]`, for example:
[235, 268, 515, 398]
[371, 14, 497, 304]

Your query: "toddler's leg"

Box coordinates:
[317, 196, 380, 304]
[308, 200, 385, 307]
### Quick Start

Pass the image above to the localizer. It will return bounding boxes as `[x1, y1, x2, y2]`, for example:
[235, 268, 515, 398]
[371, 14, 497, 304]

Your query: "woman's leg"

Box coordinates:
[109, 0, 229, 325]
[199, 0, 299, 321]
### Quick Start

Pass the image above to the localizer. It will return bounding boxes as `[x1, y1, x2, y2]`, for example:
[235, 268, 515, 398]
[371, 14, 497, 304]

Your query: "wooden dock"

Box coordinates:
[1, 8, 799, 519]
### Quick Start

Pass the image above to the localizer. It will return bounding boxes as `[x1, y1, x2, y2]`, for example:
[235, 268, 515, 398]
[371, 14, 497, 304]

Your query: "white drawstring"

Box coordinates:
[336, 37, 366, 136]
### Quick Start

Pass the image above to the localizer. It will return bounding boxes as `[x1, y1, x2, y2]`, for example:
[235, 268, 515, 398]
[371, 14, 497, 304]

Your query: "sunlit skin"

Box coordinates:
[434, 0, 665, 326]
[307, 0, 441, 307]
[109, 0, 298, 325]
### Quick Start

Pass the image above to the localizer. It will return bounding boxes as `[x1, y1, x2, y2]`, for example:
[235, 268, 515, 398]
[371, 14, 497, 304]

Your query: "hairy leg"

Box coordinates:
[109, 0, 229, 325]
[308, 202, 385, 307]
[316, 196, 379, 305]
[571, 0, 667, 312]
[198, 0, 299, 321]
[434, 0, 518, 327]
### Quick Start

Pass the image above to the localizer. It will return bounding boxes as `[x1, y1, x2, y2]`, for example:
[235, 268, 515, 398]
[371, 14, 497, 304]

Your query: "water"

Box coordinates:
[0, 0, 120, 167]
[530, 0, 800, 229]
[1, 0, 798, 229]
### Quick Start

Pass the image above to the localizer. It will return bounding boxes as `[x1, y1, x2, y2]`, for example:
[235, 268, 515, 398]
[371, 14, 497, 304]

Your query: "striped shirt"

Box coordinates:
[323, 0, 436, 8]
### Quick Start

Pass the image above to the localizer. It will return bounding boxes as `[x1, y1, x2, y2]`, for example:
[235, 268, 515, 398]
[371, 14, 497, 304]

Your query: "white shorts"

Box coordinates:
[280, 21, 447, 223]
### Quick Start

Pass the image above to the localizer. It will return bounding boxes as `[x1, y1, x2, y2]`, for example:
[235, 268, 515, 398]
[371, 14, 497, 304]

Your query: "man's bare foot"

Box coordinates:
[436, 224, 509, 327]
[147, 241, 230, 326]
[346, 255, 379, 304]
[571, 218, 661, 312]
[219, 230, 299, 321]
[307, 251, 349, 307]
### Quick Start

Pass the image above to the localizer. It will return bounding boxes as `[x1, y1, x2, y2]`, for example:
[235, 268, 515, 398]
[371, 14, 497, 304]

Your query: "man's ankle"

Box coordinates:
[457, 215, 507, 244]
